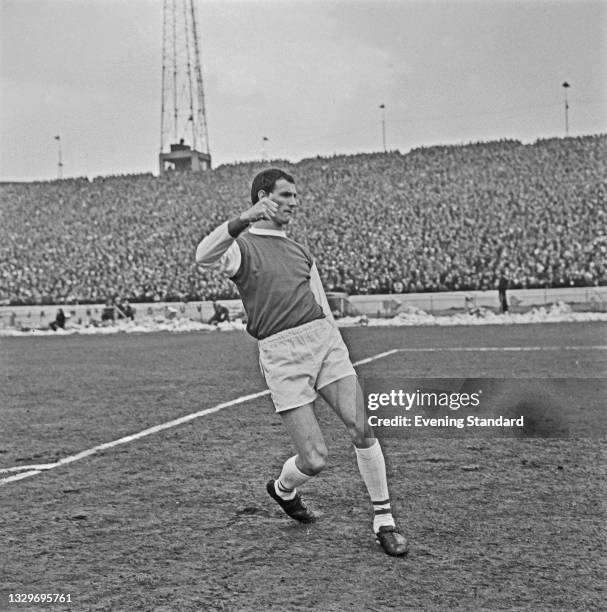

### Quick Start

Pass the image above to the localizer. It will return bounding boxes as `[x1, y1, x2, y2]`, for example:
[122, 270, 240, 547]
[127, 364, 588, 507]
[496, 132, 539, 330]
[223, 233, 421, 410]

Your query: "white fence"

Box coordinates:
[1, 286, 605, 329]
[348, 286, 607, 316]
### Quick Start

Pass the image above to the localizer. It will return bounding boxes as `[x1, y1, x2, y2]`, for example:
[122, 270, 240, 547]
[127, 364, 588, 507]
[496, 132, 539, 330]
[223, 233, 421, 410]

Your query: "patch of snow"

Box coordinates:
[1, 302, 605, 338]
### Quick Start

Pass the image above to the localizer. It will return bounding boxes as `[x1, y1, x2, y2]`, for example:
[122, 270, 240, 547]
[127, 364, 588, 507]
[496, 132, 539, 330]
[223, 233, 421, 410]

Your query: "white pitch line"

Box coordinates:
[0, 391, 269, 480]
[0, 463, 58, 473]
[0, 349, 399, 485]
[351, 348, 400, 365]
[398, 345, 607, 352]
[1, 470, 44, 484]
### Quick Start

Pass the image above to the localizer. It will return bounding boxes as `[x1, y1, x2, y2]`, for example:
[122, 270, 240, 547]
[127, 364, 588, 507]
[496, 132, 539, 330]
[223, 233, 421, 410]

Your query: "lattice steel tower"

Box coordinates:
[159, 0, 211, 174]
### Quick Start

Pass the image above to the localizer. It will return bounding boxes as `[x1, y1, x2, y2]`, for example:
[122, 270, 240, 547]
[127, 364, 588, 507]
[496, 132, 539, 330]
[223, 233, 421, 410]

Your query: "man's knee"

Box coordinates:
[339, 412, 367, 446]
[299, 445, 328, 475]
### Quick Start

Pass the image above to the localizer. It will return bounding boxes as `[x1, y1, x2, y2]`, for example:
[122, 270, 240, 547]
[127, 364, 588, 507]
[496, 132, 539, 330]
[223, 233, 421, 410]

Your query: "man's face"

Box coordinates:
[267, 178, 298, 226]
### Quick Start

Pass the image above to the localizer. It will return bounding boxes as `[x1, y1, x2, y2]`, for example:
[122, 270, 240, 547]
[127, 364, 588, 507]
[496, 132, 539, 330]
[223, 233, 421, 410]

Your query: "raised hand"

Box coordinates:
[240, 197, 278, 223]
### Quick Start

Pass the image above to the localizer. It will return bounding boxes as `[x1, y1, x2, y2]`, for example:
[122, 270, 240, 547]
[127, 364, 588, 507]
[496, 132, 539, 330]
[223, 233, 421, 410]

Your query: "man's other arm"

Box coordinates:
[310, 262, 336, 325]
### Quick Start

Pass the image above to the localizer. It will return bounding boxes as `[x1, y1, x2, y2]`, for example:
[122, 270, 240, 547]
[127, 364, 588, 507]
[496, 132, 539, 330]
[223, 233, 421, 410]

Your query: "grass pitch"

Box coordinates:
[1, 322, 606, 611]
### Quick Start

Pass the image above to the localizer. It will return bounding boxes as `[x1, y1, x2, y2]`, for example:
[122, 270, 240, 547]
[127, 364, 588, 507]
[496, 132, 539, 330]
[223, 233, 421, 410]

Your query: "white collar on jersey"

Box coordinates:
[249, 226, 286, 238]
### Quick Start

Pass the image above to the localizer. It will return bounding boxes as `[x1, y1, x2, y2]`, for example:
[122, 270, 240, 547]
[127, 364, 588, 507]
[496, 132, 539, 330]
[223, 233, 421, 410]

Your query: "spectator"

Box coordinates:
[115, 298, 135, 320]
[101, 299, 115, 322]
[122, 300, 135, 320]
[49, 308, 66, 331]
[497, 272, 509, 313]
[208, 300, 230, 325]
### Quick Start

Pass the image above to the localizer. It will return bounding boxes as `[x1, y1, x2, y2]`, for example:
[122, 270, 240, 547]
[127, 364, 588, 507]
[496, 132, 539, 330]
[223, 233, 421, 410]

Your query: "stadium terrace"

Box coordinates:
[1, 135, 605, 306]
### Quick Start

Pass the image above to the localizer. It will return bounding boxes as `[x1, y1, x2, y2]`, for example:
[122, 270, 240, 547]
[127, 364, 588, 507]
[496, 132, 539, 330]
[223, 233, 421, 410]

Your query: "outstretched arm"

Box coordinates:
[195, 222, 242, 276]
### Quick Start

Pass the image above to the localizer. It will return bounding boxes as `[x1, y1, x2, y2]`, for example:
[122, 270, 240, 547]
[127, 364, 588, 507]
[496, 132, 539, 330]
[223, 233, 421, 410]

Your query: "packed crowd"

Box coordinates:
[1, 135, 605, 305]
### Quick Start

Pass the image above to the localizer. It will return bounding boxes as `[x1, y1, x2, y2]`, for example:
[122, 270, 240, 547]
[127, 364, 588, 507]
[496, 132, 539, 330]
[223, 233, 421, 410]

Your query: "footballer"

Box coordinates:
[195, 168, 408, 557]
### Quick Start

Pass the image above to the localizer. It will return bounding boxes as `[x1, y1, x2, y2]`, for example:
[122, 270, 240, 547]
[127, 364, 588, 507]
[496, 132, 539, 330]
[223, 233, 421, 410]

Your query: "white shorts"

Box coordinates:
[258, 317, 356, 412]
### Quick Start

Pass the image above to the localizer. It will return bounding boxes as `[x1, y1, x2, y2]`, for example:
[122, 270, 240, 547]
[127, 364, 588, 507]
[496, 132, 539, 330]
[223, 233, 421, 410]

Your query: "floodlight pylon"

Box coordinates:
[159, 0, 211, 174]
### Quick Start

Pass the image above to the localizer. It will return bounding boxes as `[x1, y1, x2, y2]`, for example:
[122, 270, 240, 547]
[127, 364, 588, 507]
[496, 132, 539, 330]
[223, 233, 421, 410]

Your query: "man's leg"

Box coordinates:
[318, 375, 408, 555]
[267, 403, 327, 523]
[278, 402, 328, 478]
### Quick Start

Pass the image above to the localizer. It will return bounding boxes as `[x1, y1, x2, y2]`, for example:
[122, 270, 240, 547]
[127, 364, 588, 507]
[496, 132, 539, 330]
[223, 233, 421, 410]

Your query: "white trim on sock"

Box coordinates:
[275, 479, 296, 501]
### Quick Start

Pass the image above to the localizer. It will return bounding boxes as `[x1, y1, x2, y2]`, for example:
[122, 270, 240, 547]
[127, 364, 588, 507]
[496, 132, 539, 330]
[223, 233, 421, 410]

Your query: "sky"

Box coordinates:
[1, 0, 605, 181]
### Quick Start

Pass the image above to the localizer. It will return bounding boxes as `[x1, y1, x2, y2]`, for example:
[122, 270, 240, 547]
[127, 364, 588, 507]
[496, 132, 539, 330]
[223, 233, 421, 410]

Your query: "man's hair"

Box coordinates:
[250, 168, 295, 204]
